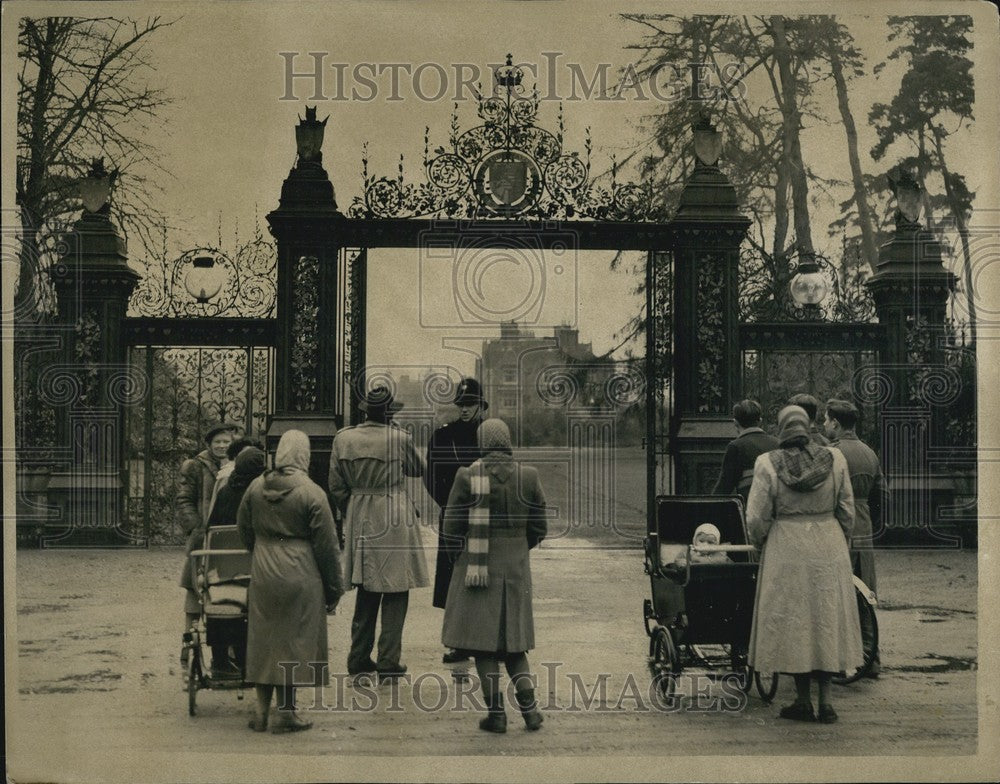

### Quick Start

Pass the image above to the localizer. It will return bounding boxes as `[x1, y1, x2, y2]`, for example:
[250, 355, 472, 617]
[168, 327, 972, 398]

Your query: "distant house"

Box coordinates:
[477, 322, 635, 446]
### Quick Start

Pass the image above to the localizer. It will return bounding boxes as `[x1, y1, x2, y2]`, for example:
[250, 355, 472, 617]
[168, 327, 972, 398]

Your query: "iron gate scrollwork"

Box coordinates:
[645, 250, 673, 514]
[739, 323, 885, 448]
[123, 345, 274, 544]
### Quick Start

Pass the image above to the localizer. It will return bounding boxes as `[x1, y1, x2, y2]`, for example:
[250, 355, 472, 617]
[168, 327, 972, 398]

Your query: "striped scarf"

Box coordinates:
[465, 460, 490, 588]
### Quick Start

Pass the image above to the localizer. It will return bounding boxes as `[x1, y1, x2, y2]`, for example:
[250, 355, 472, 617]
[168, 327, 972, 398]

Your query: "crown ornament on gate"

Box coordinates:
[348, 55, 666, 221]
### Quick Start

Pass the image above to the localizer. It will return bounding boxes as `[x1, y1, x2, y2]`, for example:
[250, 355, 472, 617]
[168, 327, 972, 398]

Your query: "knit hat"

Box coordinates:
[777, 405, 811, 446]
[478, 418, 512, 453]
[228, 447, 267, 494]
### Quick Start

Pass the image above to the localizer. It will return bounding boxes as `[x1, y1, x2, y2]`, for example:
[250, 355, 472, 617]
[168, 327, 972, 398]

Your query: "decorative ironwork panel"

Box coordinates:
[342, 248, 367, 425]
[742, 348, 880, 447]
[122, 345, 274, 544]
[129, 230, 277, 318]
[290, 255, 319, 410]
[695, 253, 726, 413]
[738, 247, 877, 324]
[645, 250, 673, 507]
[348, 55, 667, 222]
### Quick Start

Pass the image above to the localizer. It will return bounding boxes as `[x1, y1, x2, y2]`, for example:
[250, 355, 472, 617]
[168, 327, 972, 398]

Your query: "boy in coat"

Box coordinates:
[824, 398, 889, 676]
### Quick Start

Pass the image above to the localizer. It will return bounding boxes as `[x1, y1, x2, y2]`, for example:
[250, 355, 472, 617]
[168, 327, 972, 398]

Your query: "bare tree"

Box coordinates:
[16, 16, 174, 320]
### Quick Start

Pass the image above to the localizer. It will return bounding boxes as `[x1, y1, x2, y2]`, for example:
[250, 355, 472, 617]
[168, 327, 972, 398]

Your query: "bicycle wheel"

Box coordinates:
[649, 627, 680, 704]
[833, 587, 879, 685]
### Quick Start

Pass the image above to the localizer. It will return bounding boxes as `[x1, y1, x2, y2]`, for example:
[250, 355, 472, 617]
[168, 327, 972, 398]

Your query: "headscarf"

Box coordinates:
[771, 406, 833, 492]
[777, 405, 811, 446]
[227, 447, 267, 495]
[693, 523, 721, 544]
[478, 418, 512, 454]
[274, 430, 310, 474]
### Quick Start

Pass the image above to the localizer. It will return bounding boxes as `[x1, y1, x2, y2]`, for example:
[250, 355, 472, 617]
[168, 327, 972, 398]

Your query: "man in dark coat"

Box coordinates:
[713, 399, 780, 503]
[824, 398, 889, 676]
[789, 393, 831, 446]
[425, 378, 487, 664]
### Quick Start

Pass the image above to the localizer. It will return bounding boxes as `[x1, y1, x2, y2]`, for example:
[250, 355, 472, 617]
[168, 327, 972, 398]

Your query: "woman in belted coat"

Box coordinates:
[441, 418, 547, 733]
[746, 405, 862, 724]
[237, 430, 343, 733]
[328, 387, 429, 679]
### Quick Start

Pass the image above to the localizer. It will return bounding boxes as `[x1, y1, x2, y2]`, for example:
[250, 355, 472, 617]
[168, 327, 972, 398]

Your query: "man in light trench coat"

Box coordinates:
[328, 386, 430, 680]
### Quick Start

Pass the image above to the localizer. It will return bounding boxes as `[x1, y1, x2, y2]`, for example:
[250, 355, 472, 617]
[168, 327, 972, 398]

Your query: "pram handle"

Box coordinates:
[691, 544, 757, 553]
[190, 549, 250, 557]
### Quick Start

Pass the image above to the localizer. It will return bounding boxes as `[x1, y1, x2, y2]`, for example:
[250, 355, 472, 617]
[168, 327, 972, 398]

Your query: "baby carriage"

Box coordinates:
[642, 495, 780, 703]
[182, 525, 251, 716]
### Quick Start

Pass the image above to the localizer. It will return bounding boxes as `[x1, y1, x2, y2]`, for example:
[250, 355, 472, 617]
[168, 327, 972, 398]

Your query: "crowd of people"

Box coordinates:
[178, 378, 546, 735]
[715, 394, 888, 723]
[176, 382, 886, 733]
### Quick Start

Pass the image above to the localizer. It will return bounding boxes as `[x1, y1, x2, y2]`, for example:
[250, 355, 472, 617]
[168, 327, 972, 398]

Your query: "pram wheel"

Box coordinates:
[833, 585, 879, 685]
[187, 648, 199, 716]
[649, 627, 680, 704]
[753, 670, 779, 702]
[729, 649, 752, 693]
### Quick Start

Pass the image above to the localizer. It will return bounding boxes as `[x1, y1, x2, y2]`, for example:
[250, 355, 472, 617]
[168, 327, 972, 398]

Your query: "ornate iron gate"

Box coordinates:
[739, 323, 885, 448]
[123, 345, 274, 544]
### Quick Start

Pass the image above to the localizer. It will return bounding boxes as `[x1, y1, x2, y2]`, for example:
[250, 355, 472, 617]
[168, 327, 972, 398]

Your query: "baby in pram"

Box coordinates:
[661, 523, 732, 567]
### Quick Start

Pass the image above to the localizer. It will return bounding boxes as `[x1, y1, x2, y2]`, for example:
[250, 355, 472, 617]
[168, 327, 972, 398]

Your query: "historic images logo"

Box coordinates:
[278, 52, 747, 104]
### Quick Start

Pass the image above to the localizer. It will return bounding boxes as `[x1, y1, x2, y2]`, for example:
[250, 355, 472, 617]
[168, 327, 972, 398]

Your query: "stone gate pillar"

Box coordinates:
[666, 118, 750, 494]
[867, 170, 957, 536]
[265, 108, 342, 488]
[47, 160, 141, 545]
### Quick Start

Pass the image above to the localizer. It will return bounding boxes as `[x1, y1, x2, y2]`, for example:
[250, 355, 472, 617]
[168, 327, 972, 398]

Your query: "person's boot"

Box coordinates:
[271, 687, 313, 733]
[514, 688, 543, 731]
[478, 693, 507, 734]
[271, 710, 313, 733]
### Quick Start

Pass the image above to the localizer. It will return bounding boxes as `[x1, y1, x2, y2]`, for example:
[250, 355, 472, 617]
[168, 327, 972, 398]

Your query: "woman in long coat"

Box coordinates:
[746, 405, 863, 724]
[441, 418, 547, 733]
[237, 430, 343, 733]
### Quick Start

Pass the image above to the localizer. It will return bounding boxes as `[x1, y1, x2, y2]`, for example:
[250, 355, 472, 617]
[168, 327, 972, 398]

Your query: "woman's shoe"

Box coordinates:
[778, 701, 816, 722]
[817, 704, 839, 724]
[270, 711, 313, 733]
[247, 713, 268, 732]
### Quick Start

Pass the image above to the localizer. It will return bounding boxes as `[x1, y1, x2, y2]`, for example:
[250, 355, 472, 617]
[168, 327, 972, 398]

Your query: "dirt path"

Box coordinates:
[8, 537, 981, 781]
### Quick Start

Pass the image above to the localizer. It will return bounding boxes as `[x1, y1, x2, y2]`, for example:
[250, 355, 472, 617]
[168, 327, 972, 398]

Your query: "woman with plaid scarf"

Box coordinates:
[440, 419, 548, 734]
[746, 405, 863, 725]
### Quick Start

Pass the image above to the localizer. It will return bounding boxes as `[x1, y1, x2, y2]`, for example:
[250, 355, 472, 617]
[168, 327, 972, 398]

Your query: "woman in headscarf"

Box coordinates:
[441, 418, 548, 734]
[208, 447, 267, 526]
[746, 405, 862, 724]
[237, 430, 343, 733]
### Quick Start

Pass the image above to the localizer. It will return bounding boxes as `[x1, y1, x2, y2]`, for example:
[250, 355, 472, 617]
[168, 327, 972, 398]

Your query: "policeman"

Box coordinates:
[425, 378, 488, 664]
